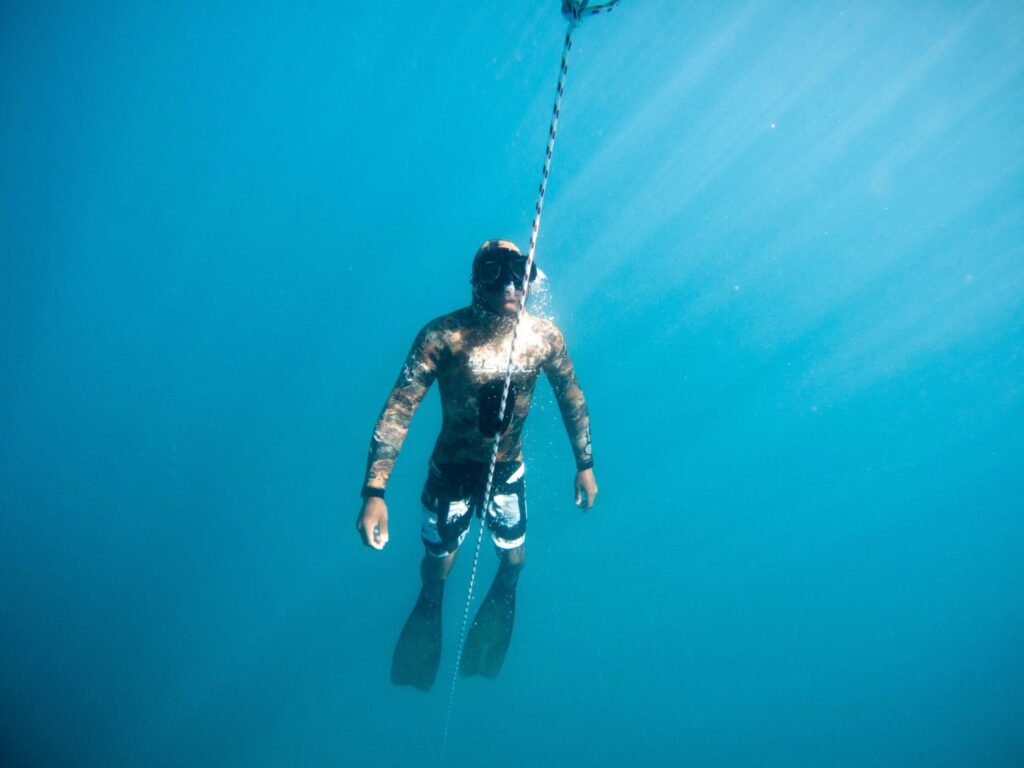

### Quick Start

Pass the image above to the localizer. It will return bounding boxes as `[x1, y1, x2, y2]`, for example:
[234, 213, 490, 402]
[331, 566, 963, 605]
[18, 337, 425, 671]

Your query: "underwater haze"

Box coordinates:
[2, 1, 1023, 766]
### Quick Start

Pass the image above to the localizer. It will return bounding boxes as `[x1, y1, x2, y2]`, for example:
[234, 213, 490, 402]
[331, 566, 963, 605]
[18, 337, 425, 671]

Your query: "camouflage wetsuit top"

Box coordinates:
[362, 304, 593, 496]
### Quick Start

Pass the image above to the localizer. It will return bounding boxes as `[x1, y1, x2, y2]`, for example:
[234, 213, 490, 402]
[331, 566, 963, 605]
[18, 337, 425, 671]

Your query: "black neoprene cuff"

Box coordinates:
[576, 459, 594, 471]
[360, 486, 386, 499]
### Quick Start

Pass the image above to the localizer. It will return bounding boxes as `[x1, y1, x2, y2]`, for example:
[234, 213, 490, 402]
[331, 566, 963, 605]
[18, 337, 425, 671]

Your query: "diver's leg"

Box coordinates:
[460, 544, 524, 679]
[392, 483, 470, 692]
[391, 549, 457, 691]
[460, 468, 527, 679]
[421, 548, 458, 598]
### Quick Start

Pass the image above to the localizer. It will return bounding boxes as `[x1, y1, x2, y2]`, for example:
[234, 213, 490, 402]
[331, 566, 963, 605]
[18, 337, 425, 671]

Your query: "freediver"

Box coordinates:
[355, 239, 598, 691]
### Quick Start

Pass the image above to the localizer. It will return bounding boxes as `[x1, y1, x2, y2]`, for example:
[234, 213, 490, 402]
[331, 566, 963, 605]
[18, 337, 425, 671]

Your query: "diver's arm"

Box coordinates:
[543, 325, 598, 509]
[356, 324, 442, 548]
[362, 324, 442, 493]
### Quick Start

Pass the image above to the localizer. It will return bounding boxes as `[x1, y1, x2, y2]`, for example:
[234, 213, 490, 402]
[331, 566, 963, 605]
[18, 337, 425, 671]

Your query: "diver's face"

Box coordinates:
[481, 281, 522, 315]
[472, 248, 534, 315]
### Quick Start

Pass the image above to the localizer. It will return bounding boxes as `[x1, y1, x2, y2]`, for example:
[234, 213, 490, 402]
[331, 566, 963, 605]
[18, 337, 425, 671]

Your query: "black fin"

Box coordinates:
[459, 581, 516, 679]
[391, 592, 443, 692]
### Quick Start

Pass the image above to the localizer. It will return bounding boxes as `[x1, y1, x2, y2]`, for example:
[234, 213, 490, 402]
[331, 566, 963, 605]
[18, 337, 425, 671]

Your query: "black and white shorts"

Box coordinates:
[420, 459, 527, 557]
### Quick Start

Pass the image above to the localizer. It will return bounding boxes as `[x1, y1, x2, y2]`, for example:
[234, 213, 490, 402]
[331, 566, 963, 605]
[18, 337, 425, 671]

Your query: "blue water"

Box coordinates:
[2, 2, 1022, 766]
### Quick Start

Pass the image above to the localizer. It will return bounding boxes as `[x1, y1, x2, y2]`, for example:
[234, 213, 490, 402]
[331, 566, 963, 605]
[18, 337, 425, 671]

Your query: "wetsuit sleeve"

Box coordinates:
[361, 323, 443, 497]
[542, 325, 594, 471]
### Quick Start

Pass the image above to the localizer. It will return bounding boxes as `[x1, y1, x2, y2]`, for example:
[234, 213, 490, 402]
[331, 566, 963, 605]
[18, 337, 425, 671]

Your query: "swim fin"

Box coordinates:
[459, 580, 516, 679]
[391, 591, 442, 692]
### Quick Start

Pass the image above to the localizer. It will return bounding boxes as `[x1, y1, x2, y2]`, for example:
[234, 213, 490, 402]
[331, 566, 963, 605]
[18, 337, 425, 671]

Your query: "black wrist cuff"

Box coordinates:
[576, 459, 594, 471]
[361, 486, 385, 499]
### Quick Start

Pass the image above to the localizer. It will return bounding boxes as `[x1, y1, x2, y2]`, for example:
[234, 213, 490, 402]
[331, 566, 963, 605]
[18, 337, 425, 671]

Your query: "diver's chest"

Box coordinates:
[448, 341, 545, 385]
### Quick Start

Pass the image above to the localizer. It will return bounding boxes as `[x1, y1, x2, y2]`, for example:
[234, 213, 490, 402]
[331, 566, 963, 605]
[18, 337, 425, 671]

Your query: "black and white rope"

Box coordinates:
[563, 0, 622, 21]
[438, 4, 618, 764]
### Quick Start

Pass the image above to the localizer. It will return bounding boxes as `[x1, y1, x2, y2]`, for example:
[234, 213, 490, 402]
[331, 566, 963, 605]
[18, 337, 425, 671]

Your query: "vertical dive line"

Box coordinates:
[436, 18, 579, 768]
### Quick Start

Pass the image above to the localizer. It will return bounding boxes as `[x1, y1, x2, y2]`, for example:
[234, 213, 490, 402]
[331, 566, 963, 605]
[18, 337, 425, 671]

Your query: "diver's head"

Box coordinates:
[471, 239, 537, 315]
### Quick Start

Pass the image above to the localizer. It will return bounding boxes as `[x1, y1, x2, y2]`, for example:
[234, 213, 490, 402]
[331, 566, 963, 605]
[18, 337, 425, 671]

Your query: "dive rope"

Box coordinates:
[438, 2, 620, 764]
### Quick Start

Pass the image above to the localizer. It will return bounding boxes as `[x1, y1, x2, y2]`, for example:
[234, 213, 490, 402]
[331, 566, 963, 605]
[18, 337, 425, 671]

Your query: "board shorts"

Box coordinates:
[420, 458, 527, 557]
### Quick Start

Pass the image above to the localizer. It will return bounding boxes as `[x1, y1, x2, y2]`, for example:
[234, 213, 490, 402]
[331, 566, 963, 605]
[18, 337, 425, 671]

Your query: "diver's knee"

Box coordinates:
[421, 550, 457, 583]
[498, 544, 525, 570]
[494, 546, 524, 589]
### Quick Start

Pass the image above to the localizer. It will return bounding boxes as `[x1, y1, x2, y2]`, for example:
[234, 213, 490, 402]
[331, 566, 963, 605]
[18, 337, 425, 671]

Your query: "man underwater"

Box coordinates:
[356, 239, 598, 691]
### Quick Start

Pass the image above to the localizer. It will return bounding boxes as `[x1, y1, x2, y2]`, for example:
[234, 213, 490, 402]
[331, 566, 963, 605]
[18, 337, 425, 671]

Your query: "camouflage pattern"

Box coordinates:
[363, 304, 592, 493]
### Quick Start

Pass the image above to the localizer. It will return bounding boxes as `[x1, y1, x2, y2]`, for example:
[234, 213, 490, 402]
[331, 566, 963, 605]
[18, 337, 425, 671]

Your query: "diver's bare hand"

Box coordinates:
[574, 468, 598, 510]
[356, 497, 389, 549]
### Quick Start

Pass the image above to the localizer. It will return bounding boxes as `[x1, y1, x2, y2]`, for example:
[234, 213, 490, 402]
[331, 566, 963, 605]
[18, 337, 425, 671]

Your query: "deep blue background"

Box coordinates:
[2, 2, 1022, 766]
